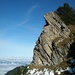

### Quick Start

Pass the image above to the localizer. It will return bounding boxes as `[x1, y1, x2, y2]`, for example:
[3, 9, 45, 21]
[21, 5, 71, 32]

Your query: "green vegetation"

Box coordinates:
[14, 66, 28, 75]
[5, 66, 28, 75]
[22, 66, 28, 75]
[5, 67, 21, 75]
[14, 67, 21, 75]
[68, 25, 75, 36]
[55, 3, 75, 25]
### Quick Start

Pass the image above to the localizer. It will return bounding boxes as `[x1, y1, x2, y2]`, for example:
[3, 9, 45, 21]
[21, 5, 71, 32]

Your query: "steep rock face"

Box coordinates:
[32, 12, 73, 66]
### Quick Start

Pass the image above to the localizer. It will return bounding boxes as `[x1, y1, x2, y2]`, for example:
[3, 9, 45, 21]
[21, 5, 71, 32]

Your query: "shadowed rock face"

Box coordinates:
[32, 12, 73, 66]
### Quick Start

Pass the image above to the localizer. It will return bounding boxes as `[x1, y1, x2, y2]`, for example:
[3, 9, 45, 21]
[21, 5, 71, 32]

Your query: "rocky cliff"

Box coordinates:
[32, 12, 73, 66]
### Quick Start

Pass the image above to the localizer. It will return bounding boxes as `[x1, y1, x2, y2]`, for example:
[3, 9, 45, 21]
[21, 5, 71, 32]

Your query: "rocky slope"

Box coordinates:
[32, 12, 73, 66]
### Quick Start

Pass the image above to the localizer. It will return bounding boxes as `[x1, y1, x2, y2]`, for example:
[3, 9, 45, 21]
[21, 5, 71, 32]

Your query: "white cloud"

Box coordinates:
[0, 5, 37, 34]
[26, 5, 37, 17]
[15, 5, 37, 27]
[15, 19, 29, 27]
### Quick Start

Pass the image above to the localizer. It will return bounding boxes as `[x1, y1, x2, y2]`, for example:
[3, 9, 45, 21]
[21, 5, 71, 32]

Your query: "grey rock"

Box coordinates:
[32, 12, 73, 66]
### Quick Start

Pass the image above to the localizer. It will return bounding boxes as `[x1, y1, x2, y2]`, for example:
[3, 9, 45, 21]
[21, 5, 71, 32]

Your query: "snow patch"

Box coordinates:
[50, 70, 54, 75]
[56, 68, 64, 75]
[27, 68, 54, 75]
[27, 67, 75, 75]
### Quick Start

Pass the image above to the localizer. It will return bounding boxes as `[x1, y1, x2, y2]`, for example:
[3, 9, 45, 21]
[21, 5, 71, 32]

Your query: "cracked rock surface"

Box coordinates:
[32, 12, 73, 66]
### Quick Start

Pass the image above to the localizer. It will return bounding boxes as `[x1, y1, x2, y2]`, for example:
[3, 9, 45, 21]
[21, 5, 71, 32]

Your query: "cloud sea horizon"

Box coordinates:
[0, 57, 32, 75]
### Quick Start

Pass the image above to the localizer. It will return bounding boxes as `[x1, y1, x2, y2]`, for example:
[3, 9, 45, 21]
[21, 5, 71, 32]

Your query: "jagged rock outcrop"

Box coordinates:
[32, 12, 73, 66]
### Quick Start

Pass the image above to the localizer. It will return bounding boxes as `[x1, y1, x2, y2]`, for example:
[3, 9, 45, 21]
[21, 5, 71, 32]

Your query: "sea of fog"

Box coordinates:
[0, 57, 32, 75]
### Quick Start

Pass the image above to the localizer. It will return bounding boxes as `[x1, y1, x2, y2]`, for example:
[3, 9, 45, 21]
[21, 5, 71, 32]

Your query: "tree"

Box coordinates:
[55, 3, 75, 25]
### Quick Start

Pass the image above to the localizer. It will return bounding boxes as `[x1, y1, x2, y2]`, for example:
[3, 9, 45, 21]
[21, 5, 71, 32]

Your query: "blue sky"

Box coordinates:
[0, 0, 75, 58]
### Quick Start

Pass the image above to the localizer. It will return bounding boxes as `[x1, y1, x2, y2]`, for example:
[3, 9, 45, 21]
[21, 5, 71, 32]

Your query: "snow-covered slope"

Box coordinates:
[25, 59, 75, 75]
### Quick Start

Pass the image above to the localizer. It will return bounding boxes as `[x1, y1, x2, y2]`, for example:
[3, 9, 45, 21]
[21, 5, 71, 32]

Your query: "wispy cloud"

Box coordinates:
[15, 19, 29, 27]
[26, 5, 37, 18]
[15, 5, 37, 27]
[0, 5, 37, 34]
[14, 5, 37, 27]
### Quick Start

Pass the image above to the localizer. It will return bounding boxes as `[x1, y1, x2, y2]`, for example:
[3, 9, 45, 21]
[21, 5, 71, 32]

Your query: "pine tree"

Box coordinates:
[55, 3, 75, 25]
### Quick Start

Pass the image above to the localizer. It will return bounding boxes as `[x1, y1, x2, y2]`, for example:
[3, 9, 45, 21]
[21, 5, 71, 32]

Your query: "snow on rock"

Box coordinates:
[50, 70, 54, 75]
[27, 69, 37, 75]
[27, 68, 55, 75]
[56, 68, 64, 75]
[66, 67, 73, 73]
[27, 67, 75, 75]
[27, 66, 29, 69]
[44, 69, 49, 75]
[35, 70, 43, 75]
[66, 67, 75, 73]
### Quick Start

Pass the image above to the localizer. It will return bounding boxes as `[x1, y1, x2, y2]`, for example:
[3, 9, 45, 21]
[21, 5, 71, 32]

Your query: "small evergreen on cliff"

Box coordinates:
[55, 3, 75, 25]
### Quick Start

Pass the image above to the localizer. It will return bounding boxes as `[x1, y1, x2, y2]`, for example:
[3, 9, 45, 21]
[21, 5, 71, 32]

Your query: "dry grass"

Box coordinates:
[28, 59, 71, 71]
[53, 37, 64, 43]
[28, 64, 60, 71]
[57, 37, 72, 47]
[68, 25, 75, 36]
